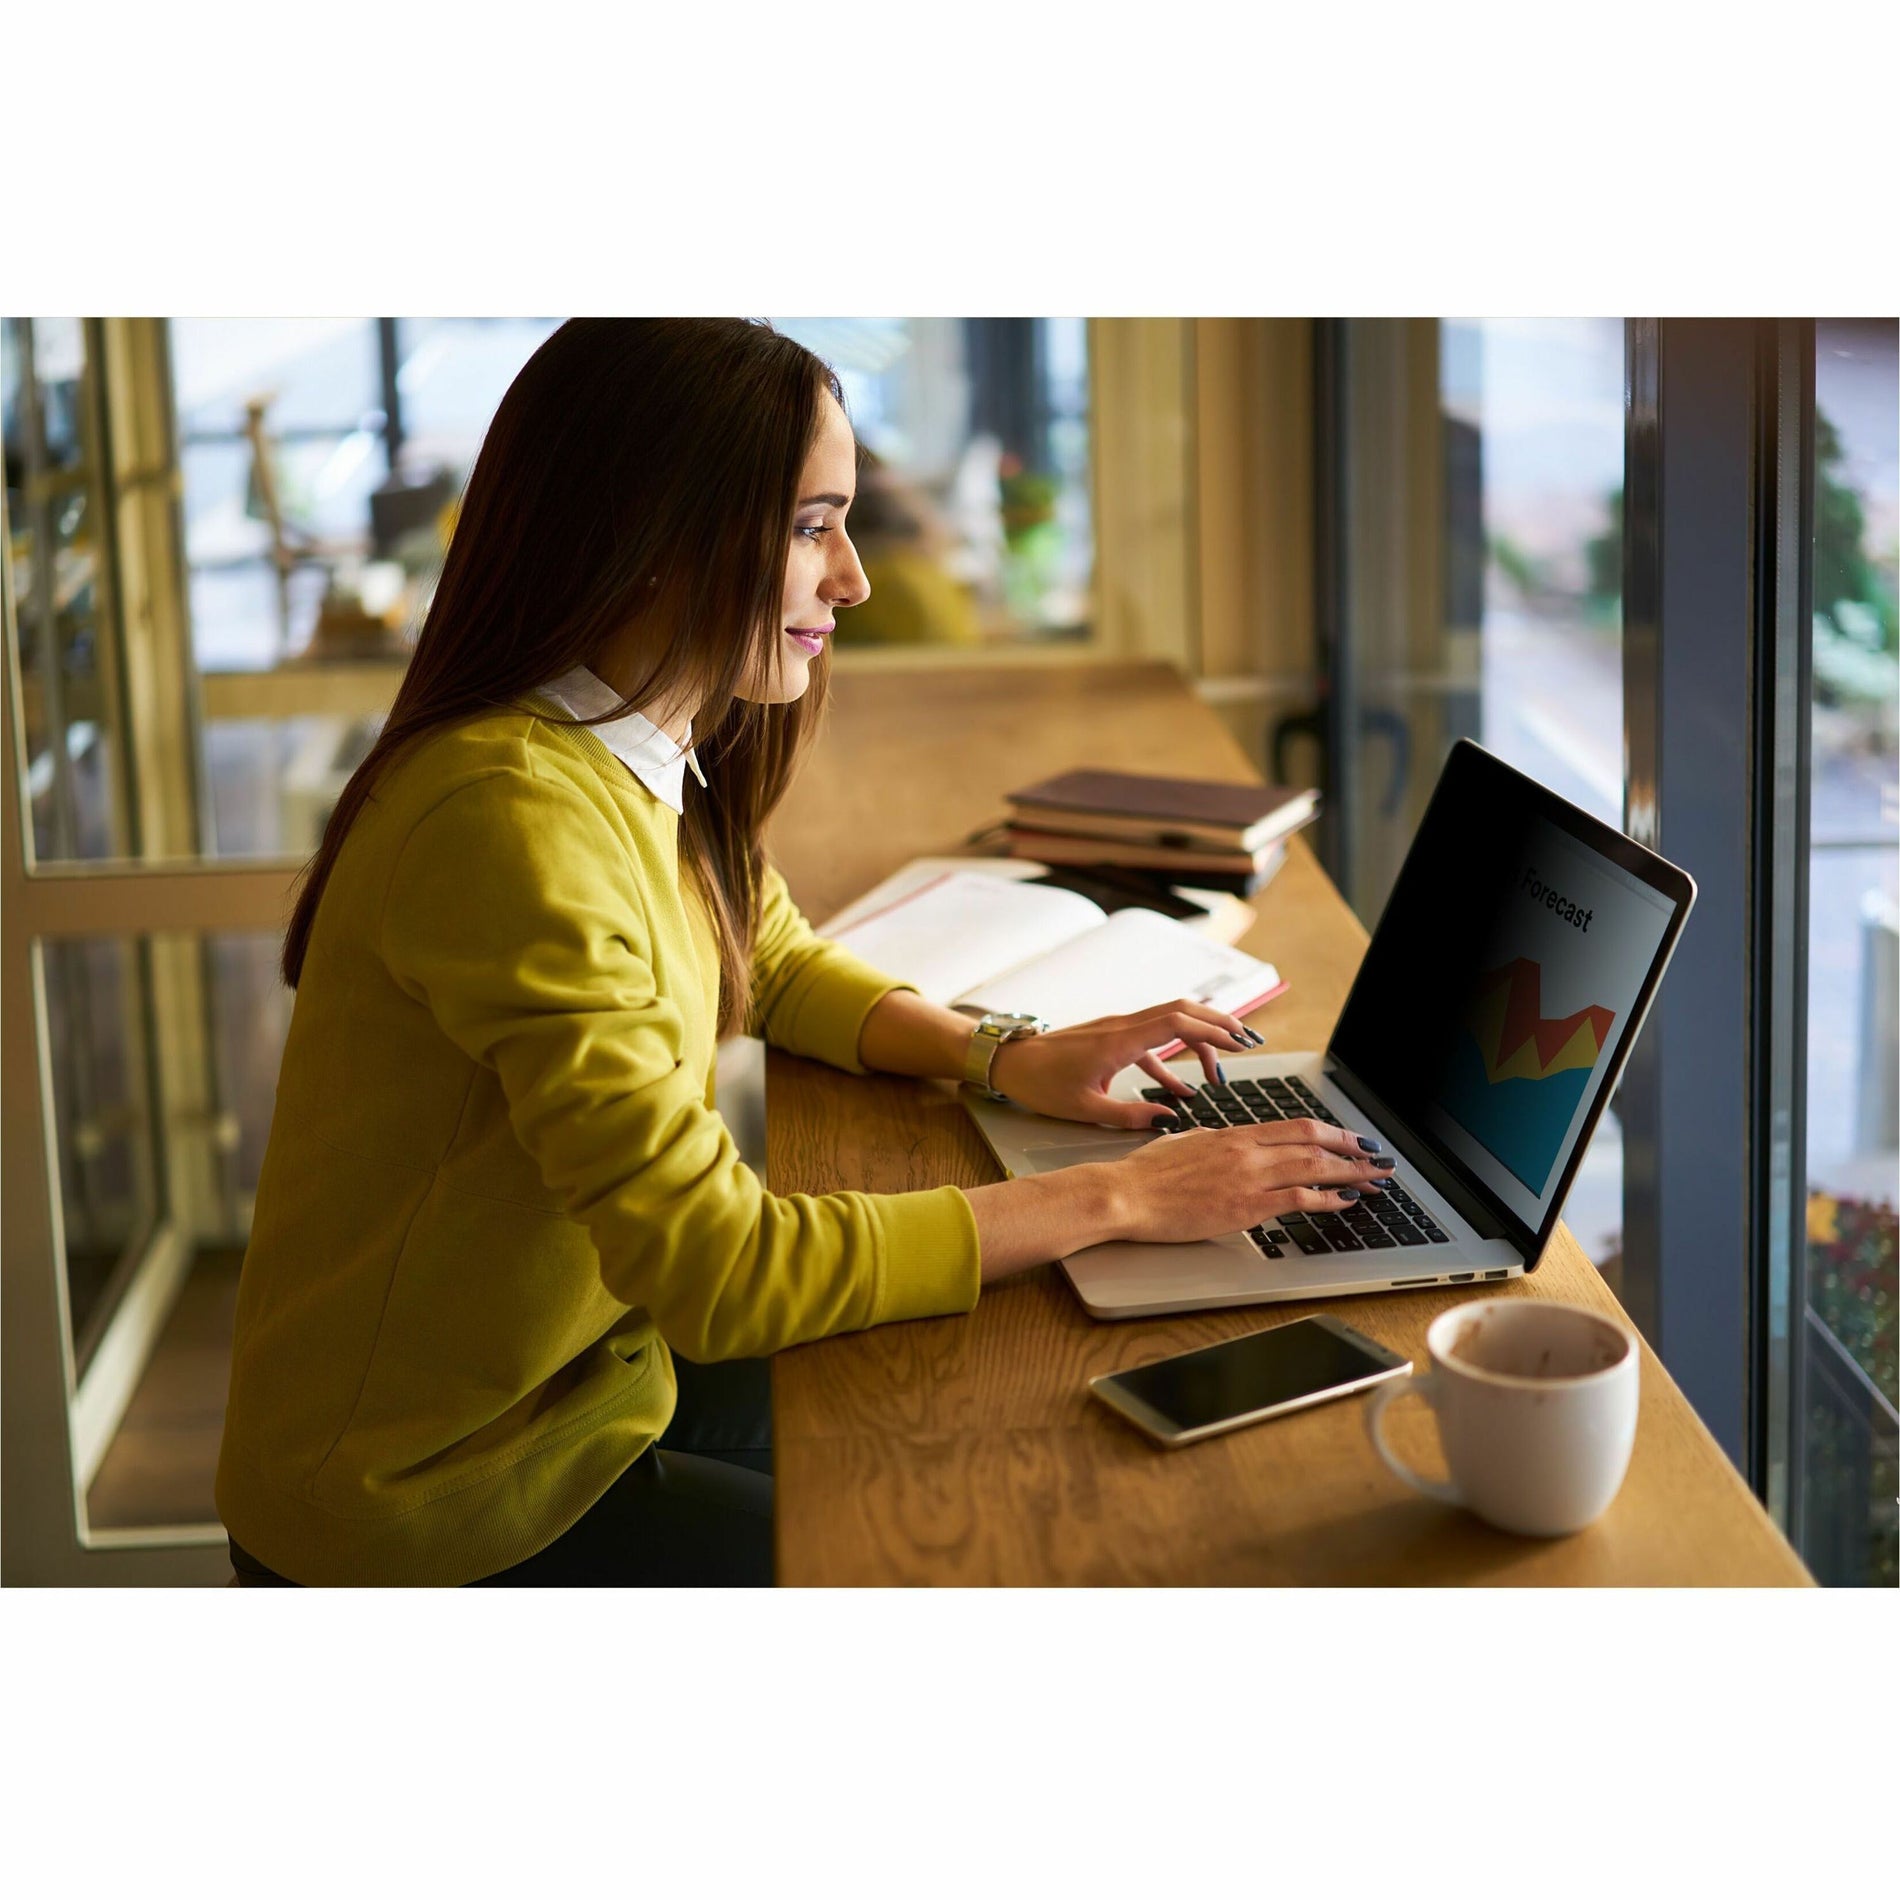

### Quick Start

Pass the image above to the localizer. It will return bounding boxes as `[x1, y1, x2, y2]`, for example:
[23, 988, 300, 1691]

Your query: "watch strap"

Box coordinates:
[963, 1014, 1042, 1100]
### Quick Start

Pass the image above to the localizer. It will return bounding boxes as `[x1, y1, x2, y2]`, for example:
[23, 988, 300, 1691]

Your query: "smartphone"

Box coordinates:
[1088, 1315, 1411, 1447]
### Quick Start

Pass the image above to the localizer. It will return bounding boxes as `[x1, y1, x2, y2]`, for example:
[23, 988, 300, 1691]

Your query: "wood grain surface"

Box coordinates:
[762, 658, 1811, 1587]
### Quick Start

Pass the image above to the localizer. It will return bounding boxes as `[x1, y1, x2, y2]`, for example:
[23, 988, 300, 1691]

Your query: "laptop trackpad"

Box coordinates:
[1015, 1135, 1149, 1171]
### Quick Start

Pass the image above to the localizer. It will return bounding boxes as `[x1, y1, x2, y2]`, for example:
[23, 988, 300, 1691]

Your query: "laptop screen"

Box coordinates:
[1328, 742, 1691, 1250]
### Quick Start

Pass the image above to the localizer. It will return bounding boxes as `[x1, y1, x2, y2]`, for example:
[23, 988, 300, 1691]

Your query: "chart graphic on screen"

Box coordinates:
[1441, 958, 1617, 1195]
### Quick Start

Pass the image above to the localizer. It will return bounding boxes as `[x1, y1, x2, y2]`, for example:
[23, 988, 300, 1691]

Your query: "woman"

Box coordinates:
[215, 319, 1390, 1587]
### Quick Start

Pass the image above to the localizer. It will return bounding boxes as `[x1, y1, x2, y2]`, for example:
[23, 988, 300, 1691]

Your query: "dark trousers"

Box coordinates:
[228, 1356, 774, 1587]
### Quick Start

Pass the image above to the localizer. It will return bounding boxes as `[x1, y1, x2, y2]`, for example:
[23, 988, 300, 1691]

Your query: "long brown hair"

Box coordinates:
[282, 318, 842, 1039]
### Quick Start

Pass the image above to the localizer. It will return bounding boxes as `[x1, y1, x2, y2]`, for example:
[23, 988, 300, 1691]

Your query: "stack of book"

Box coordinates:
[994, 768, 1320, 896]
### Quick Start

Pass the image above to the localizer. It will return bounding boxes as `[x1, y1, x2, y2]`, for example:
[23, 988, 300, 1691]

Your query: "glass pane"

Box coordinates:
[2, 316, 138, 865]
[20, 924, 289, 1537]
[775, 318, 1093, 645]
[202, 933, 297, 1208]
[1800, 317, 1898, 1588]
[173, 318, 387, 671]
[203, 712, 389, 857]
[1336, 319, 1627, 1280]
[1452, 318, 1625, 827]
[170, 318, 376, 438]
[397, 316, 561, 460]
[41, 937, 162, 1371]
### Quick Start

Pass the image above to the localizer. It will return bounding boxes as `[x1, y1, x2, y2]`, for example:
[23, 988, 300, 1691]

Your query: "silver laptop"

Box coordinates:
[963, 741, 1696, 1319]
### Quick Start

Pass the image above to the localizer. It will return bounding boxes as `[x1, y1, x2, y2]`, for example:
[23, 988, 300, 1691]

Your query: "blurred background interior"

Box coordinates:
[3, 316, 1894, 1585]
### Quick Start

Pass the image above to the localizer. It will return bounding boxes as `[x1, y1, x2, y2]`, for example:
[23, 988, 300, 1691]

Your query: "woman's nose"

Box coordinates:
[828, 535, 871, 610]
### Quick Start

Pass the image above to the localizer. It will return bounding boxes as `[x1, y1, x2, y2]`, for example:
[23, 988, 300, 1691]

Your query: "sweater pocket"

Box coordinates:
[309, 1184, 662, 1518]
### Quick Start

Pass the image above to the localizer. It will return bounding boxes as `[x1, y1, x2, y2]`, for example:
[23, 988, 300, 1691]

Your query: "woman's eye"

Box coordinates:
[795, 523, 832, 541]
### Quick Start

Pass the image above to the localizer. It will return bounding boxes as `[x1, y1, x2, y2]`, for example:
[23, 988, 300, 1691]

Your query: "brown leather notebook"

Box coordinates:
[1005, 768, 1318, 851]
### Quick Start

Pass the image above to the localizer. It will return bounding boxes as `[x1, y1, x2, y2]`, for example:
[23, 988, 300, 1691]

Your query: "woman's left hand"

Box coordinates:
[982, 998, 1266, 1131]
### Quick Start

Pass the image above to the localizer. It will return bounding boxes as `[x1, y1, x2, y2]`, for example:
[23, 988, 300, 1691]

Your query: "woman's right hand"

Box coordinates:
[1102, 1117, 1393, 1245]
[962, 1116, 1395, 1284]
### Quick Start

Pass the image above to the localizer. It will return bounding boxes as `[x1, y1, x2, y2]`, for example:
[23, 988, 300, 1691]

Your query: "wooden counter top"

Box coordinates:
[762, 658, 1810, 1586]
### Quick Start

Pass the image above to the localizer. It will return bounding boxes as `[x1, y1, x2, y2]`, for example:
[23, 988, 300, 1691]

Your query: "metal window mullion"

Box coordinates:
[1620, 318, 1813, 1493]
[1620, 319, 1751, 1470]
[1312, 318, 1353, 895]
[1749, 321, 1814, 1527]
[378, 317, 405, 475]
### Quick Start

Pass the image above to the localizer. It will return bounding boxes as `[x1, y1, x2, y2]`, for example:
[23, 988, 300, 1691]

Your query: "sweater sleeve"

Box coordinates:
[745, 862, 916, 1073]
[379, 772, 979, 1361]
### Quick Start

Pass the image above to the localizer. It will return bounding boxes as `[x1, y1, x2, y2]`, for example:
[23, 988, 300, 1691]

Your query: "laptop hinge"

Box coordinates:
[1321, 1058, 1524, 1251]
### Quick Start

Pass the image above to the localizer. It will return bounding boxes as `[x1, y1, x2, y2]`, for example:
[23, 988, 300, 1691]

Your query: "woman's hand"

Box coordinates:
[983, 997, 1267, 1130]
[960, 1116, 1394, 1281]
[1101, 1118, 1393, 1245]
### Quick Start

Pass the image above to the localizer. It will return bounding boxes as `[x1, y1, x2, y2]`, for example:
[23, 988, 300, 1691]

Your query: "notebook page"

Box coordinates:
[823, 871, 1107, 1007]
[817, 857, 1050, 938]
[955, 906, 1282, 1028]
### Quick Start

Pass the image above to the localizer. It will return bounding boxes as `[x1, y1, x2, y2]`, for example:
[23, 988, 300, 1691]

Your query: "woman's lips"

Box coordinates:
[786, 622, 832, 656]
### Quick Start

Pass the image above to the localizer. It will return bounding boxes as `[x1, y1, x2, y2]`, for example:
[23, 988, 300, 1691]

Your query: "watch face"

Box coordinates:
[986, 1012, 1044, 1033]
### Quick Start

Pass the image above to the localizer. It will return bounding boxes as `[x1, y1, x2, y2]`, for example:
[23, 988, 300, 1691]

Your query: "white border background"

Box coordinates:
[7, 2, 1896, 1891]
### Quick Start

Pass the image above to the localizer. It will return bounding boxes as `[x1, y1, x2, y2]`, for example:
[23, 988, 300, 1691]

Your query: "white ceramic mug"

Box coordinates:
[1364, 1298, 1639, 1537]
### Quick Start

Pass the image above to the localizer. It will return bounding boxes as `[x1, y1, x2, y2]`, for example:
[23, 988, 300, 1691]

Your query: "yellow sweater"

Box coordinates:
[215, 701, 981, 1585]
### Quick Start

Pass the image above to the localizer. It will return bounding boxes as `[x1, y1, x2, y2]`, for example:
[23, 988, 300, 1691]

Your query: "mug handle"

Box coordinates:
[1364, 1371, 1462, 1506]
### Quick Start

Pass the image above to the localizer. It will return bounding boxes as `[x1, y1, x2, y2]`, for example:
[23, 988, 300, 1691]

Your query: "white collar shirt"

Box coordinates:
[536, 665, 708, 815]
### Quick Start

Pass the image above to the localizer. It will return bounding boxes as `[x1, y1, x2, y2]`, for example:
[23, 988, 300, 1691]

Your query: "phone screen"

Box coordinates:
[1101, 1319, 1399, 1435]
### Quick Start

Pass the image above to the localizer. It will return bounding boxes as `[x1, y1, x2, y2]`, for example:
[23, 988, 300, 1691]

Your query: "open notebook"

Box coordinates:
[819, 862, 1285, 1053]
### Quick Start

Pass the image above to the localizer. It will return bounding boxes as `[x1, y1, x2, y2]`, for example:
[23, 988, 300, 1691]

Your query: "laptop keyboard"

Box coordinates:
[1138, 1076, 1451, 1258]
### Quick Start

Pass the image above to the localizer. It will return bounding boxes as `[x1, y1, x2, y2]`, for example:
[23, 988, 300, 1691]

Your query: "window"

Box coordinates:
[171, 318, 561, 858]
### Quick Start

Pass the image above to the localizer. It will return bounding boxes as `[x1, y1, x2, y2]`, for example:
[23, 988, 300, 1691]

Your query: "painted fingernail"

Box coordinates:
[1371, 1154, 1396, 1170]
[1216, 1062, 1229, 1085]
[1336, 1188, 1361, 1201]
[1243, 1028, 1265, 1046]
[1150, 1114, 1180, 1131]
[1357, 1136, 1384, 1154]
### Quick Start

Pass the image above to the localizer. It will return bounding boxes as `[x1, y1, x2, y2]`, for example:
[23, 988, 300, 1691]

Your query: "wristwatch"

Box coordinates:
[962, 1011, 1048, 1102]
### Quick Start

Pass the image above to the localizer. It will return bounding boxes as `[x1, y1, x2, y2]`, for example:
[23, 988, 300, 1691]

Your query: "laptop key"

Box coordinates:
[1386, 1224, 1426, 1247]
[1277, 1219, 1331, 1255]
[1421, 1223, 1449, 1244]
[1360, 1231, 1398, 1249]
